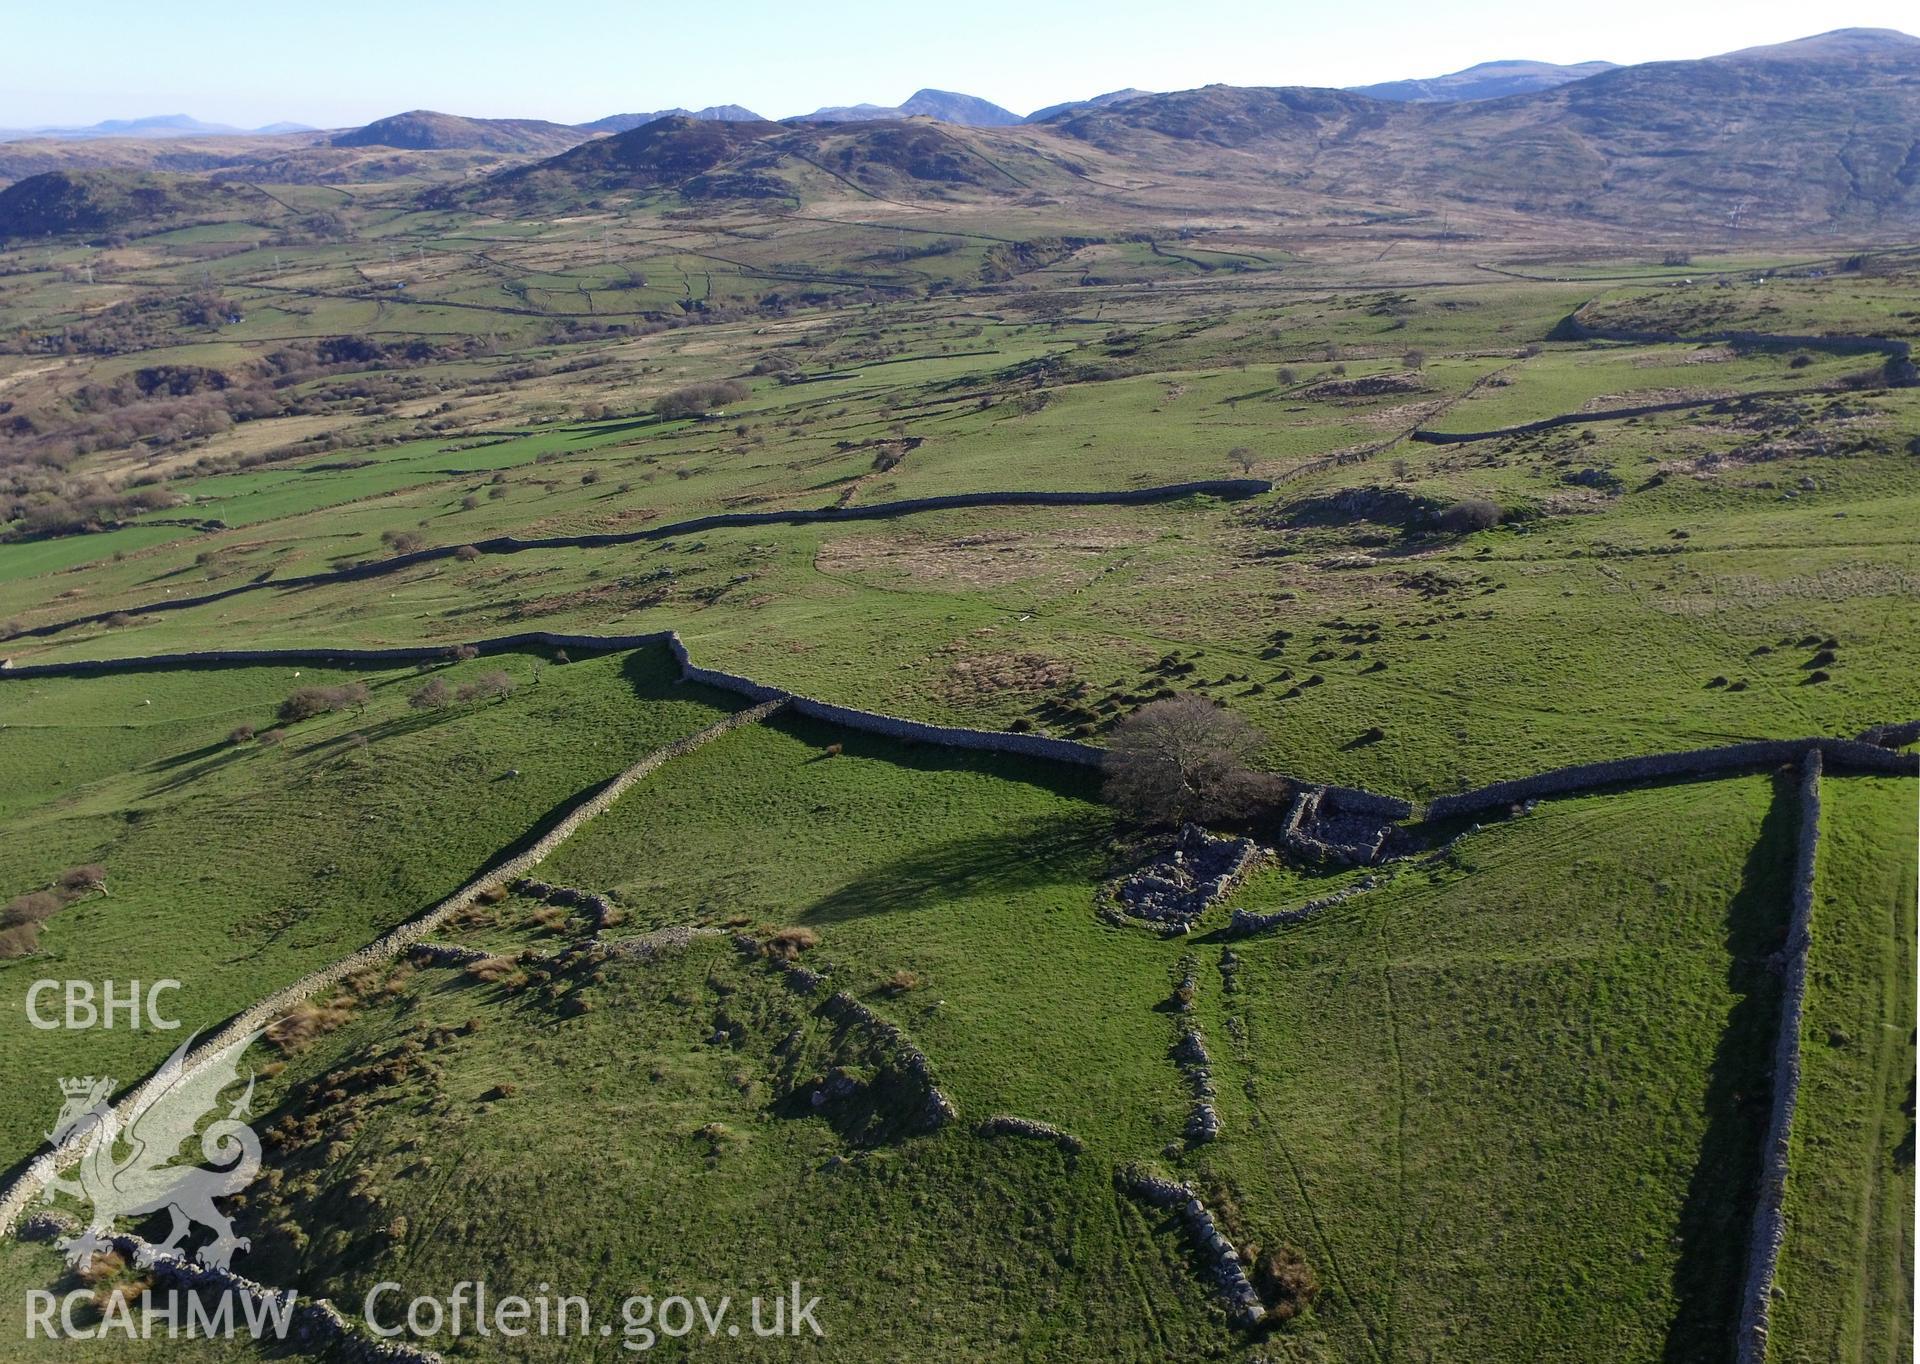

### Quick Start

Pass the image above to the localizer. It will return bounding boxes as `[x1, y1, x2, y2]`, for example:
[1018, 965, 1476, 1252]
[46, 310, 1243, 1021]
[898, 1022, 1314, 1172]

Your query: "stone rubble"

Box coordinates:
[1118, 1169, 1267, 1328]
[1112, 824, 1263, 932]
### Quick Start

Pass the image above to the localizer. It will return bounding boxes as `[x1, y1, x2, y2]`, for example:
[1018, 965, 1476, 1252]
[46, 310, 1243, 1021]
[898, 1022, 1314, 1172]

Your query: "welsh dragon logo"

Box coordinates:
[41, 1030, 265, 1272]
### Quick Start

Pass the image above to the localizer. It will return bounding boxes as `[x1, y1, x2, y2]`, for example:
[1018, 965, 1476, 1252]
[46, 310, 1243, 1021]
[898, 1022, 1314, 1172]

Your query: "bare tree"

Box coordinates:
[1228, 446, 1258, 474]
[1103, 695, 1278, 827]
[409, 678, 452, 710]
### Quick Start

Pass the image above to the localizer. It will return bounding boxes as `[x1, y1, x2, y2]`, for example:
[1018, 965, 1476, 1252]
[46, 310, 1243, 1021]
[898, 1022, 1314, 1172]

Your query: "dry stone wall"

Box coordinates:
[1117, 1168, 1266, 1328]
[1734, 750, 1822, 1364]
[976, 1115, 1084, 1153]
[3, 481, 1269, 642]
[1425, 736, 1913, 821]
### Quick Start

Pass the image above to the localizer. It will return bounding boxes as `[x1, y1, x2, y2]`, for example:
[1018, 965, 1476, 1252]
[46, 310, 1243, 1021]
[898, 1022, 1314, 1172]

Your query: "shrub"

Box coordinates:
[456, 670, 515, 704]
[380, 529, 426, 555]
[277, 682, 369, 723]
[1403, 349, 1428, 369]
[0, 923, 41, 958]
[409, 677, 452, 710]
[1437, 498, 1502, 534]
[59, 865, 107, 893]
[451, 644, 480, 662]
[2, 891, 62, 928]
[228, 724, 255, 744]
[766, 927, 818, 961]
[884, 969, 920, 995]
[453, 544, 481, 562]
[1253, 1245, 1321, 1321]
[265, 997, 355, 1054]
[466, 955, 524, 984]
[256, 728, 285, 746]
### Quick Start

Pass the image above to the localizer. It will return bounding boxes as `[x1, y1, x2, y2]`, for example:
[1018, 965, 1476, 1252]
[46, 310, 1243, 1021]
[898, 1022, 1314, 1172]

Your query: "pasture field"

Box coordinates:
[4, 718, 1811, 1362]
[1770, 775, 1917, 1364]
[0, 646, 737, 1167]
[0, 129, 1914, 1364]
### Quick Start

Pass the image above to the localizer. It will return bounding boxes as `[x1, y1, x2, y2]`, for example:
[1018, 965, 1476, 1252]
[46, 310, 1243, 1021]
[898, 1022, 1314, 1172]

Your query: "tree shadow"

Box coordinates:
[1661, 769, 1798, 1363]
[803, 811, 1107, 924]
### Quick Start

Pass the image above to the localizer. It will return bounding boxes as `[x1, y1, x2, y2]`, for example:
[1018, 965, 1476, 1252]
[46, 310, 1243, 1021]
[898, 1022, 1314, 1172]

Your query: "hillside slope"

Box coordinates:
[333, 109, 591, 153]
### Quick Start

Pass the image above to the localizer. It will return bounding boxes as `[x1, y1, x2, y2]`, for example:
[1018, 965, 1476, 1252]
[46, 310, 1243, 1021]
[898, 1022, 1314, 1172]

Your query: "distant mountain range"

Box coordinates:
[5, 26, 1918, 240]
[1346, 59, 1618, 103]
[0, 114, 316, 143]
[796, 89, 1022, 126]
[580, 106, 764, 134]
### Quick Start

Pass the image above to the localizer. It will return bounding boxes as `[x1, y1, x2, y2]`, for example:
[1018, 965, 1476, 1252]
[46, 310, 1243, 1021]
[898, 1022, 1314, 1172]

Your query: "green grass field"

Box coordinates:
[1770, 776, 1917, 1364]
[0, 146, 1912, 1364]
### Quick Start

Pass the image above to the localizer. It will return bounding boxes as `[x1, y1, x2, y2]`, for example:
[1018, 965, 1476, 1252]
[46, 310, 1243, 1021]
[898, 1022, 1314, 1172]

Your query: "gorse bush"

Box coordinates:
[1437, 498, 1502, 534]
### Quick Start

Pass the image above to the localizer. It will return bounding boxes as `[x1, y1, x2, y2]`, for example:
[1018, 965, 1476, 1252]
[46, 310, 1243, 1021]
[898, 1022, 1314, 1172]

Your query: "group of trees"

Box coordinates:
[277, 682, 371, 723]
[651, 379, 749, 420]
[409, 670, 515, 710]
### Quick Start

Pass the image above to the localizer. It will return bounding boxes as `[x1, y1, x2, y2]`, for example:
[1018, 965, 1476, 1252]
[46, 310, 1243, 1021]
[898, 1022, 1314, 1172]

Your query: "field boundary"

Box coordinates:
[0, 697, 785, 1242]
[6, 634, 1910, 811]
[1734, 750, 1823, 1364]
[2, 479, 1272, 642]
[1422, 737, 1913, 820]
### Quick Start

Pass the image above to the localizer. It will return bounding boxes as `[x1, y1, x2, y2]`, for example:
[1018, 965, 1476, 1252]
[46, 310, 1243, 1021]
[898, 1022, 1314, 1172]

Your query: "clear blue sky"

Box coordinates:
[5, 1, 1912, 129]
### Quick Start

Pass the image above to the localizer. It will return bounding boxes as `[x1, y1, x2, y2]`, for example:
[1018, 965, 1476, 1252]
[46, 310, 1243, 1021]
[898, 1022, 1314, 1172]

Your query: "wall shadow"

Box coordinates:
[1661, 770, 1798, 1363]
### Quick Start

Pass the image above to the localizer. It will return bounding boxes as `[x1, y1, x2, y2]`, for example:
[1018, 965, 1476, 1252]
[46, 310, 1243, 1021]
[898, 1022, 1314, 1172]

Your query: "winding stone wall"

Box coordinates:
[1734, 750, 1822, 1364]
[0, 699, 784, 1242]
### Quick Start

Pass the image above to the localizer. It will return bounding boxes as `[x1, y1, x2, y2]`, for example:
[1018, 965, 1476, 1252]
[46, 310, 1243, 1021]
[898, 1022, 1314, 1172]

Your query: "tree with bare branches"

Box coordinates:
[1103, 695, 1280, 827]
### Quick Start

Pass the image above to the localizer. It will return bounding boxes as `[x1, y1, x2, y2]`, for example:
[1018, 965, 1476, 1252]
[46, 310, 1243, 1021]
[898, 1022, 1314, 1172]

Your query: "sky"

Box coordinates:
[2, 0, 1913, 129]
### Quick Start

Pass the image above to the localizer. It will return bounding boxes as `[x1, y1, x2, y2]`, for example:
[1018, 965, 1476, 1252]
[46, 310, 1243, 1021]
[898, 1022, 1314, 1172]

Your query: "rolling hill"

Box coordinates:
[0, 168, 252, 238]
[333, 109, 592, 153]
